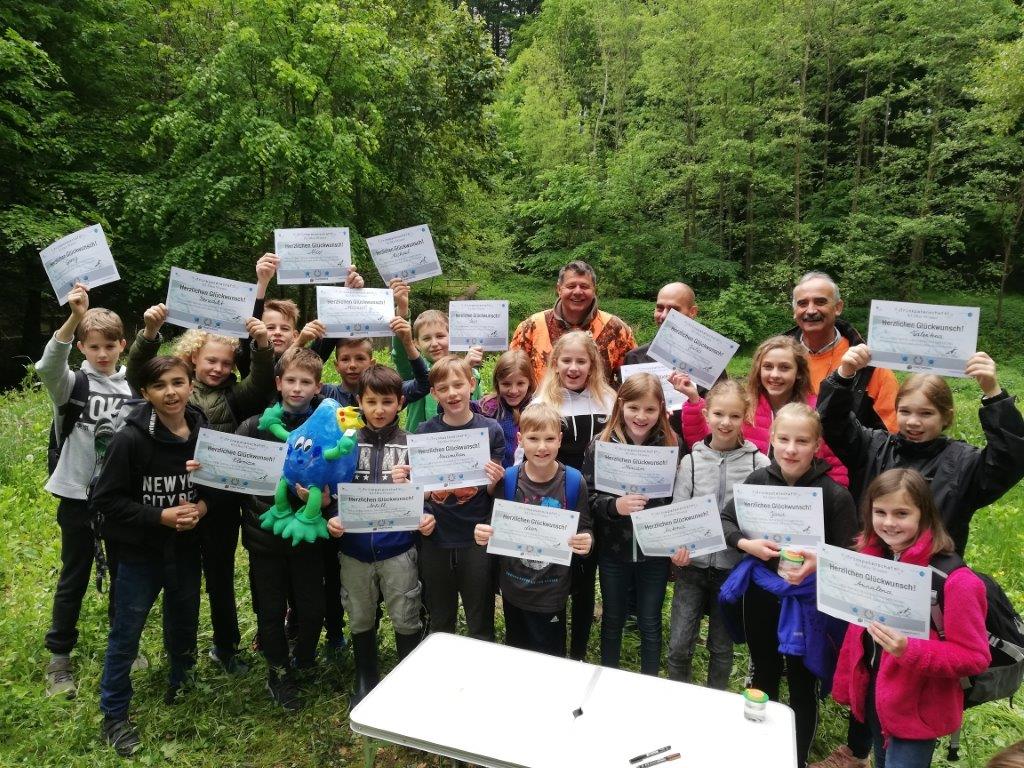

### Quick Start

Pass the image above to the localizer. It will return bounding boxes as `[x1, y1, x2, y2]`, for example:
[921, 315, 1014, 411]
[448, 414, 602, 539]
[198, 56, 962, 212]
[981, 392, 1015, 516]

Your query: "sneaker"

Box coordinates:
[102, 716, 142, 757]
[324, 635, 348, 662]
[163, 683, 185, 706]
[131, 653, 149, 672]
[208, 647, 250, 675]
[808, 745, 870, 768]
[45, 656, 76, 699]
[267, 668, 303, 711]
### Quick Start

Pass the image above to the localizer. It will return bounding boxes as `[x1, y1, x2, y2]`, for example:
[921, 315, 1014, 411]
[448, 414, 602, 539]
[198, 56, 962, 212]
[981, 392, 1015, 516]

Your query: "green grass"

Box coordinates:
[3, 301, 1024, 766]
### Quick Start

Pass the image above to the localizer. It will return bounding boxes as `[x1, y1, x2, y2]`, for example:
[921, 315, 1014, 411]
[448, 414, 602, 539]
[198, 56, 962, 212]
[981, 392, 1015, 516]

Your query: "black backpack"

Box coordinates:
[930, 552, 1024, 709]
[47, 369, 90, 474]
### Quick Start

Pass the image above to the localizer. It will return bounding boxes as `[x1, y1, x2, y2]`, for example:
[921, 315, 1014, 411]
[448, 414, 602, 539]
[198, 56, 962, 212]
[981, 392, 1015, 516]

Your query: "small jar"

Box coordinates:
[743, 688, 768, 722]
[777, 549, 805, 578]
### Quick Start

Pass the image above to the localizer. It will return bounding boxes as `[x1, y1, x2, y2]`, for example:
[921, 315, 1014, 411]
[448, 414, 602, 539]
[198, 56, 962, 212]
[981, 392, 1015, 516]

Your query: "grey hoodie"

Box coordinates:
[672, 437, 769, 570]
[36, 333, 134, 499]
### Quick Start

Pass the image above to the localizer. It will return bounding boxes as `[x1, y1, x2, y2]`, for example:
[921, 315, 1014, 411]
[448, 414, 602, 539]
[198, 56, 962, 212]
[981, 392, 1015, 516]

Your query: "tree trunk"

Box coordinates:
[996, 172, 1024, 327]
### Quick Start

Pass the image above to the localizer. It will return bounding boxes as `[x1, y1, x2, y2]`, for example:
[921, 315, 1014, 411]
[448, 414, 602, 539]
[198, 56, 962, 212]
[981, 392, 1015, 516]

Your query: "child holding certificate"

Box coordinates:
[479, 349, 537, 468]
[831, 469, 989, 768]
[582, 373, 682, 676]
[667, 379, 769, 688]
[719, 403, 858, 768]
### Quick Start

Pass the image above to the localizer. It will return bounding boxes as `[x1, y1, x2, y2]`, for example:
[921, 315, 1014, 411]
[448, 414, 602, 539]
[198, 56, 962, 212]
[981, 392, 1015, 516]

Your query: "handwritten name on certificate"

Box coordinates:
[407, 428, 491, 491]
[336, 483, 424, 533]
[488, 499, 579, 567]
[594, 442, 679, 499]
[366, 224, 443, 284]
[274, 227, 351, 284]
[315, 287, 394, 338]
[41, 224, 121, 304]
[868, 300, 979, 378]
[191, 428, 286, 496]
[631, 495, 727, 558]
[733, 484, 825, 548]
[448, 301, 509, 352]
[647, 310, 739, 390]
[620, 362, 685, 411]
[817, 544, 932, 640]
[165, 268, 257, 338]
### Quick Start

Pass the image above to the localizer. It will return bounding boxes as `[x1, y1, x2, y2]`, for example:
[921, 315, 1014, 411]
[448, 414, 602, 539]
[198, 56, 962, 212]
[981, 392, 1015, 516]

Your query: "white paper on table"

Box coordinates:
[190, 428, 286, 495]
[274, 227, 351, 284]
[620, 362, 685, 411]
[407, 428, 490, 491]
[40, 224, 120, 304]
[165, 267, 257, 338]
[487, 499, 579, 567]
[647, 309, 739, 390]
[366, 224, 443, 284]
[867, 300, 979, 378]
[817, 543, 932, 640]
[594, 442, 679, 498]
[336, 482, 425, 533]
[631, 494, 727, 558]
[733, 484, 825, 548]
[315, 287, 395, 338]
[448, 300, 509, 352]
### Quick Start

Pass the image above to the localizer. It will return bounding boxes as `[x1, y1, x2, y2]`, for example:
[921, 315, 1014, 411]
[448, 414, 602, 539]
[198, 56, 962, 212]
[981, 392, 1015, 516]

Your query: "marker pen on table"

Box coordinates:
[629, 745, 671, 764]
[638, 753, 680, 768]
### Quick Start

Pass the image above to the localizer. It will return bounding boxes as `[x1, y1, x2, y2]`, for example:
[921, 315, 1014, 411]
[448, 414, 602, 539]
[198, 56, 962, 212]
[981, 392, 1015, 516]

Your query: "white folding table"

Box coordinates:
[350, 633, 797, 767]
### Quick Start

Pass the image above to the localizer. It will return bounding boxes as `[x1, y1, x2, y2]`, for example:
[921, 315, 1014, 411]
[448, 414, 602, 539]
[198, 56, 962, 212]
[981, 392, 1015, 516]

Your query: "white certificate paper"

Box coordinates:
[647, 310, 739, 390]
[448, 301, 509, 352]
[620, 362, 685, 411]
[165, 268, 257, 338]
[594, 442, 679, 498]
[487, 499, 579, 567]
[274, 227, 351, 284]
[336, 483, 424, 533]
[41, 225, 120, 303]
[817, 543, 932, 640]
[867, 300, 979, 378]
[631, 495, 727, 558]
[733, 484, 825, 548]
[366, 224, 443, 284]
[407, 428, 491, 491]
[191, 428, 286, 496]
[315, 287, 394, 338]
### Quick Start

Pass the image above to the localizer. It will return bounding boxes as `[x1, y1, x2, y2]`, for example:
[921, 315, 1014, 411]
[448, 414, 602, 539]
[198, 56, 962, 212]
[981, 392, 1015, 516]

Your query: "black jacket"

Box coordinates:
[721, 458, 858, 554]
[93, 402, 207, 563]
[817, 370, 1024, 554]
[583, 428, 682, 563]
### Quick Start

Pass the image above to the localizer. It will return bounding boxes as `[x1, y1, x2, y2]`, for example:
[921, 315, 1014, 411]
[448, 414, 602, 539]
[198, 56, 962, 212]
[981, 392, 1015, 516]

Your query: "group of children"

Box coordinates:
[36, 258, 1024, 766]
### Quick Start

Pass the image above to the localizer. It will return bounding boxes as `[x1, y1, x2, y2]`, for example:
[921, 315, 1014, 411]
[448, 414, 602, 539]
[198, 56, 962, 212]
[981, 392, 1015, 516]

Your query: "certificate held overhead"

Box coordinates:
[41, 224, 121, 303]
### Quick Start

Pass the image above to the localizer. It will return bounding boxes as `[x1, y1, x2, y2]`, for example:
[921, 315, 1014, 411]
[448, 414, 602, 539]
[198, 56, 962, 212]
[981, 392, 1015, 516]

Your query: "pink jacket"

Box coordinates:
[681, 393, 850, 487]
[831, 531, 990, 740]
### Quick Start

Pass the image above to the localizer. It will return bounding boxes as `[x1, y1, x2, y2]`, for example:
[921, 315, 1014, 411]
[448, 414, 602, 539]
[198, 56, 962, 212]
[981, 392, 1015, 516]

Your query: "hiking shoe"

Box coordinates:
[131, 653, 149, 672]
[102, 716, 142, 757]
[809, 745, 870, 768]
[45, 656, 77, 699]
[208, 647, 250, 675]
[267, 668, 303, 711]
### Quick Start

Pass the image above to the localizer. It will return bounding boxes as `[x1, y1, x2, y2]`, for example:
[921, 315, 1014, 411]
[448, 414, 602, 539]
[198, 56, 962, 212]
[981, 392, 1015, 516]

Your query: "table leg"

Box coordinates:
[362, 738, 377, 768]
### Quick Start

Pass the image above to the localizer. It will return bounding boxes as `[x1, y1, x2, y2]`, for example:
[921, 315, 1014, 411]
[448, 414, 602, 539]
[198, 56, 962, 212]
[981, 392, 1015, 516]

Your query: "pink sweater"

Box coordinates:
[831, 531, 990, 740]
[681, 393, 850, 487]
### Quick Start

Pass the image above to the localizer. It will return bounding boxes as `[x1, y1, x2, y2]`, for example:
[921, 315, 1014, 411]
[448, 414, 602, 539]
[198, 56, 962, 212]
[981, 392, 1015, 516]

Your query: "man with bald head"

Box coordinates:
[624, 282, 699, 365]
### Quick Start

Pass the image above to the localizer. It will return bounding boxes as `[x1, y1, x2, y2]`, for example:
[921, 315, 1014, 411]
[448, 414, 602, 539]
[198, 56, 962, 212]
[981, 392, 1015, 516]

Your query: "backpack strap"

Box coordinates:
[930, 552, 966, 640]
[564, 466, 583, 509]
[503, 463, 521, 501]
[56, 368, 90, 445]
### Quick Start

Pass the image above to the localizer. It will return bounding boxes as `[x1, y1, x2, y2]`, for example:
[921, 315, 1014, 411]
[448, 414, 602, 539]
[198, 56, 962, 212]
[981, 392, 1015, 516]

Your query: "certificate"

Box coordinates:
[407, 428, 491, 491]
[867, 300, 979, 378]
[620, 362, 685, 411]
[594, 442, 679, 498]
[647, 310, 739, 390]
[165, 267, 257, 338]
[733, 484, 825, 548]
[274, 227, 351, 284]
[41, 224, 120, 303]
[487, 499, 579, 567]
[817, 543, 932, 640]
[631, 495, 727, 558]
[315, 287, 394, 337]
[190, 428, 286, 496]
[336, 483, 425, 533]
[366, 224, 443, 284]
[448, 301, 509, 352]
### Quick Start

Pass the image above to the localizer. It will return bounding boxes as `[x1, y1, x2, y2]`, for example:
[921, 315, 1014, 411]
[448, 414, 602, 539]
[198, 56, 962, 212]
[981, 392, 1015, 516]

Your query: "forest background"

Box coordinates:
[3, 0, 1024, 765]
